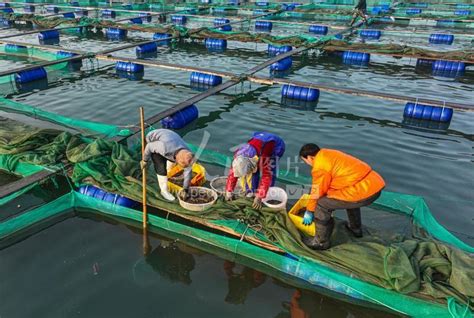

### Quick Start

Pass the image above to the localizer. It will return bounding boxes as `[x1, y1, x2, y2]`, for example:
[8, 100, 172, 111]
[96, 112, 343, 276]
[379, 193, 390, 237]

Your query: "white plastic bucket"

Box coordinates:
[262, 187, 287, 210]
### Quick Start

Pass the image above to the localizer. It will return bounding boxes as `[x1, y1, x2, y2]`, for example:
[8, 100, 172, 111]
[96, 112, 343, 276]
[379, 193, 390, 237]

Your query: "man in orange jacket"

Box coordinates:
[299, 143, 385, 250]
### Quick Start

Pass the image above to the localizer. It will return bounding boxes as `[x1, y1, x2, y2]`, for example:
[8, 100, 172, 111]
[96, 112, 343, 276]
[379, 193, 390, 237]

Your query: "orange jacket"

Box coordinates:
[307, 149, 385, 212]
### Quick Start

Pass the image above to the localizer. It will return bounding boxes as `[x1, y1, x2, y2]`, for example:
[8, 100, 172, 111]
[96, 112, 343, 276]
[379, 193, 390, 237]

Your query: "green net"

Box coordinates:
[0, 98, 132, 138]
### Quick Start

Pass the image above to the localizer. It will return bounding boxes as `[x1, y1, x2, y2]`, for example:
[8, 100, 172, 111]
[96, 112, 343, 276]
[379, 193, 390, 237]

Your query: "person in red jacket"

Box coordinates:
[225, 132, 285, 210]
[299, 143, 385, 250]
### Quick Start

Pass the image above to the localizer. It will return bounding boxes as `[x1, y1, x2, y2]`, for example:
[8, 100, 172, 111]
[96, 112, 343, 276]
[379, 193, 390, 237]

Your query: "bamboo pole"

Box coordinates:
[140, 106, 147, 228]
[139, 106, 150, 255]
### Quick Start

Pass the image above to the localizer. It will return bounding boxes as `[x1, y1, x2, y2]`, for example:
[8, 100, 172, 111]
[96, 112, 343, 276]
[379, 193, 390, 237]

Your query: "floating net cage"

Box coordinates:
[0, 1, 473, 317]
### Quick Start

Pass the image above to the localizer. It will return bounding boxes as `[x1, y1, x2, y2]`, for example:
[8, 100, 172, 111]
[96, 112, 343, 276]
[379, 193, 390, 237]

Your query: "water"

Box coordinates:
[0, 214, 399, 318]
[0, 16, 473, 317]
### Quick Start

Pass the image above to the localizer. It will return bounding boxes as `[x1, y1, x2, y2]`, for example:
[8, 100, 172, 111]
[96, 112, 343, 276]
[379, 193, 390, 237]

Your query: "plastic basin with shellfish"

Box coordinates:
[178, 186, 218, 212]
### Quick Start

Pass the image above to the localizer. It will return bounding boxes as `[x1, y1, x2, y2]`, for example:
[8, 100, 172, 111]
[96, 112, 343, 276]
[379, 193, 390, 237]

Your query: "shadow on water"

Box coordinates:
[89, 211, 402, 317]
[145, 240, 196, 285]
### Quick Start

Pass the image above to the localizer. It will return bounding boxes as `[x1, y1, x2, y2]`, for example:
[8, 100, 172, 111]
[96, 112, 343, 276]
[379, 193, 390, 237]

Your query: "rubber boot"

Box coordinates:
[345, 208, 363, 238]
[157, 174, 175, 201]
[302, 218, 335, 250]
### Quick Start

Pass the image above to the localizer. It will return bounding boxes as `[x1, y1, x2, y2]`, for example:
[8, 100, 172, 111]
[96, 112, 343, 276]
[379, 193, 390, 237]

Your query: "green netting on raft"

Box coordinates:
[7, 13, 474, 61]
[0, 117, 473, 316]
[316, 39, 474, 61]
[0, 104, 472, 255]
[0, 190, 472, 318]
[0, 98, 132, 138]
[0, 44, 70, 85]
[291, 5, 474, 20]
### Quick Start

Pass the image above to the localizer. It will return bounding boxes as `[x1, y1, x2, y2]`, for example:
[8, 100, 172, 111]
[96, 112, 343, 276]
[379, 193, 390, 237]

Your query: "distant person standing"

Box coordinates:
[350, 0, 368, 26]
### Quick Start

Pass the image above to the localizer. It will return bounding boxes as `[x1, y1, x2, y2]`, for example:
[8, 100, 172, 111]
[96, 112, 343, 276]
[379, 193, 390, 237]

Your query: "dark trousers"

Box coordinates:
[314, 191, 382, 226]
[151, 153, 168, 176]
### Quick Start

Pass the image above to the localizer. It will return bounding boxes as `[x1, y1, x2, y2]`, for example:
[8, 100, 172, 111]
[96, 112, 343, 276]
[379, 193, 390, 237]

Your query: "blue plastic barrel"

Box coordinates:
[101, 9, 116, 18]
[256, 1, 268, 6]
[270, 57, 292, 72]
[78, 185, 138, 208]
[63, 12, 75, 18]
[436, 19, 455, 27]
[5, 44, 28, 53]
[15, 67, 47, 83]
[406, 8, 422, 14]
[416, 58, 433, 67]
[190, 72, 222, 86]
[281, 3, 295, 11]
[75, 9, 88, 16]
[161, 105, 199, 129]
[115, 61, 144, 73]
[46, 6, 59, 13]
[255, 20, 272, 31]
[282, 85, 320, 102]
[268, 44, 292, 56]
[38, 30, 60, 40]
[0, 3, 10, 7]
[171, 15, 187, 25]
[70, 1, 79, 6]
[403, 102, 453, 122]
[342, 51, 370, 65]
[56, 50, 78, 59]
[213, 8, 225, 14]
[24, 5, 35, 12]
[139, 12, 152, 22]
[116, 71, 144, 81]
[130, 17, 143, 24]
[214, 18, 232, 31]
[432, 60, 465, 76]
[153, 33, 172, 45]
[205, 38, 227, 50]
[254, 9, 267, 15]
[1, 7, 13, 13]
[106, 27, 127, 39]
[136, 42, 158, 54]
[371, 6, 382, 14]
[57, 51, 82, 70]
[359, 29, 382, 39]
[309, 25, 328, 35]
[429, 33, 454, 45]
[454, 10, 471, 15]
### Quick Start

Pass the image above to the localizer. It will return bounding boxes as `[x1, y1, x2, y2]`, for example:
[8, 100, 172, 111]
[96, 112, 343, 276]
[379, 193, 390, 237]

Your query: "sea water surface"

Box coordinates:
[0, 15, 473, 317]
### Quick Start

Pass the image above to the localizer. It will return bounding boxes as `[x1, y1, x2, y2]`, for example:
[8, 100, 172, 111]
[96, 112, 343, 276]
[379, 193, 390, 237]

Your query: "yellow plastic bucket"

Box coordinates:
[288, 194, 316, 237]
[167, 163, 206, 193]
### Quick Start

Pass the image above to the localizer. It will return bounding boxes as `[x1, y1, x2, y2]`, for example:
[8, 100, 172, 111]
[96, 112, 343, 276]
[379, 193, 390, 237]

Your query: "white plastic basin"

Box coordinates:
[262, 187, 288, 210]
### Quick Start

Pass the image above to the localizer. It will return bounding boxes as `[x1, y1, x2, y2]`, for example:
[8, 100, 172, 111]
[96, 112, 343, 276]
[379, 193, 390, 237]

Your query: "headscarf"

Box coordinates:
[232, 155, 259, 192]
